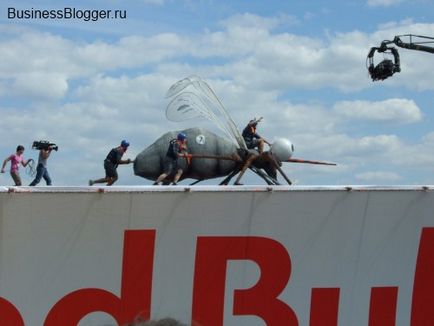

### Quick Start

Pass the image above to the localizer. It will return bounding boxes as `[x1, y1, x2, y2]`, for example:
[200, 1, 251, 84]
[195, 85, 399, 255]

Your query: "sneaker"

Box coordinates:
[88, 180, 94, 186]
[153, 181, 159, 185]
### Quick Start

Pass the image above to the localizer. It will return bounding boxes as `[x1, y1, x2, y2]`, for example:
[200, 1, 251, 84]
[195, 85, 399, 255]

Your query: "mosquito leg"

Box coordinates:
[219, 169, 239, 185]
[271, 157, 292, 185]
[233, 154, 256, 185]
[249, 166, 279, 185]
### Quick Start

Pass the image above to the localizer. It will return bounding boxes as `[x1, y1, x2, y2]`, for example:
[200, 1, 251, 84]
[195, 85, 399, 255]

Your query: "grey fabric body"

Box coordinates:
[134, 128, 238, 182]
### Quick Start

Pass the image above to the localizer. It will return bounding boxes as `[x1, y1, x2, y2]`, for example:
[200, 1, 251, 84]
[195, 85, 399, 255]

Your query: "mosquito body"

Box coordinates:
[134, 128, 239, 184]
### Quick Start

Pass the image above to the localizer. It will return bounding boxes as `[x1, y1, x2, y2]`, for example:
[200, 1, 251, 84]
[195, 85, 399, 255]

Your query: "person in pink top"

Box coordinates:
[1, 145, 33, 186]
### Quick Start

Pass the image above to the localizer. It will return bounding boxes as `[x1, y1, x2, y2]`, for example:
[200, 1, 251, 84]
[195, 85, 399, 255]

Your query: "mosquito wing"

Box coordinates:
[166, 75, 247, 149]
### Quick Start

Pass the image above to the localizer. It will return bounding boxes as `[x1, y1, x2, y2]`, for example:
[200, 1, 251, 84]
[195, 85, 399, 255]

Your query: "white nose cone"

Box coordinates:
[271, 138, 294, 161]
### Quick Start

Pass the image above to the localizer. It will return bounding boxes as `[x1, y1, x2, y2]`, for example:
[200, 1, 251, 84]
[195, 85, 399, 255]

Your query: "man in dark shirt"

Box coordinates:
[89, 140, 132, 186]
[153, 133, 188, 185]
[242, 117, 270, 153]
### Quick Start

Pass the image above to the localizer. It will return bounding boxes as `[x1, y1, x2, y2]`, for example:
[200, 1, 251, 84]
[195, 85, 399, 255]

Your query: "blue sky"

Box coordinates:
[0, 0, 433, 186]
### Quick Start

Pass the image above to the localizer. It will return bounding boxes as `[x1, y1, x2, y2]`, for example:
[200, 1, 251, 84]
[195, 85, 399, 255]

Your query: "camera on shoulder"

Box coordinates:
[32, 140, 59, 151]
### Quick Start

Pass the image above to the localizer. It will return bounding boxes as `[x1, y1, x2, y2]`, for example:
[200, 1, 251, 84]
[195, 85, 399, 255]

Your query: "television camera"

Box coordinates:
[32, 141, 59, 151]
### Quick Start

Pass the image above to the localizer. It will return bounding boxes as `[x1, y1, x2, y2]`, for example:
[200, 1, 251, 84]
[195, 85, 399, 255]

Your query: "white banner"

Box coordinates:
[0, 186, 433, 326]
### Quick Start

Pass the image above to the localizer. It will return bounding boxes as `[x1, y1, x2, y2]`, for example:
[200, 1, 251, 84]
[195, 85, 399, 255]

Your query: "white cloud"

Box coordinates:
[298, 133, 402, 160]
[333, 99, 422, 124]
[12, 72, 68, 99]
[2, 18, 434, 101]
[422, 132, 434, 144]
[367, 0, 405, 7]
[221, 13, 298, 31]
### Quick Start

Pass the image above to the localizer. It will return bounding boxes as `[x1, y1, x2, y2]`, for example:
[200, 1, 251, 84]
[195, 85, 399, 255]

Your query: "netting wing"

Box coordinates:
[165, 75, 247, 149]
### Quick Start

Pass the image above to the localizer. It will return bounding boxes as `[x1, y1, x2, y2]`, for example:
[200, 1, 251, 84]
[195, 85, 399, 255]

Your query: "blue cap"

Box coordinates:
[177, 133, 187, 141]
[121, 140, 130, 148]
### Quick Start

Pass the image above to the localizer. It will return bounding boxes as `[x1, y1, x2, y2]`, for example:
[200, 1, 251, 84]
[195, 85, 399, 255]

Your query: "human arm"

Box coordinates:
[115, 147, 133, 165]
[1, 156, 11, 173]
[22, 158, 33, 167]
[118, 158, 132, 164]
[253, 132, 270, 145]
[175, 141, 189, 157]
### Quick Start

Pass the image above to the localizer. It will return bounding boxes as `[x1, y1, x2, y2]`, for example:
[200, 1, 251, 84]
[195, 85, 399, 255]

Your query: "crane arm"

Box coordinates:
[392, 35, 434, 54]
[367, 34, 434, 81]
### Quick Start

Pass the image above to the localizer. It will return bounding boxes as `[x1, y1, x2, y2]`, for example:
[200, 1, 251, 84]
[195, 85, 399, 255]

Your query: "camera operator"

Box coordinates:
[29, 145, 55, 186]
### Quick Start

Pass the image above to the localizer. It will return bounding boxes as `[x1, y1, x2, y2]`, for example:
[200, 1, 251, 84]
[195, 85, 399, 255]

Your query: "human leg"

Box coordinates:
[43, 168, 52, 185]
[106, 176, 118, 186]
[11, 171, 22, 186]
[172, 169, 183, 184]
[234, 153, 257, 185]
[29, 163, 44, 186]
[258, 139, 265, 153]
[89, 177, 109, 185]
[154, 159, 174, 185]
[105, 165, 118, 186]
[154, 173, 168, 185]
[90, 161, 116, 185]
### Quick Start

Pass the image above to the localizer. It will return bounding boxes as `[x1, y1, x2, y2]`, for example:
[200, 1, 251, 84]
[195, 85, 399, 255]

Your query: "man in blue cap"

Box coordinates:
[89, 140, 133, 186]
[153, 132, 188, 185]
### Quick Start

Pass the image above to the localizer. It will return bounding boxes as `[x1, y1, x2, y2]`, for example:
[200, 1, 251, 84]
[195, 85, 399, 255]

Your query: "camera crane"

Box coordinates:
[367, 34, 434, 81]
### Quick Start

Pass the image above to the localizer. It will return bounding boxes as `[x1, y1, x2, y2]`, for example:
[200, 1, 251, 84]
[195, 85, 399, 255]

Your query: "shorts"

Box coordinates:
[104, 160, 118, 179]
[245, 138, 260, 149]
[11, 171, 22, 186]
[163, 158, 180, 176]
